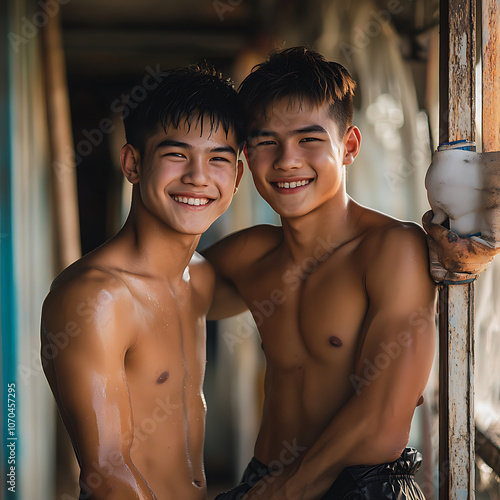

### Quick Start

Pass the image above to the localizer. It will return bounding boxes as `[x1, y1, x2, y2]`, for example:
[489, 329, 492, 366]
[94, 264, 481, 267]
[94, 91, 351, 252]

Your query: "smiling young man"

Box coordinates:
[41, 66, 244, 500]
[204, 47, 436, 499]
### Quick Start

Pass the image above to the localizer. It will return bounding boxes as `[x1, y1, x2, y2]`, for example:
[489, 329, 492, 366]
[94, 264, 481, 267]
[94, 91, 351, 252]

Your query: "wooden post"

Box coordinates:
[42, 0, 81, 269]
[473, 0, 500, 482]
[438, 0, 476, 499]
[482, 0, 500, 153]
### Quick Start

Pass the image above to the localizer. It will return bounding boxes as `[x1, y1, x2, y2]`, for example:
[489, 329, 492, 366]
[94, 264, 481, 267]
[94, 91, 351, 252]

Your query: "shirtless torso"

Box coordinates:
[207, 207, 434, 466]
[42, 243, 211, 499]
[204, 97, 436, 499]
[41, 103, 243, 500]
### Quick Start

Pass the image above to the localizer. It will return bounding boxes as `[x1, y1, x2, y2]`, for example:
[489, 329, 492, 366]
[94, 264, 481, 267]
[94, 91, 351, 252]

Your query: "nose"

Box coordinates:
[181, 158, 210, 186]
[273, 144, 302, 171]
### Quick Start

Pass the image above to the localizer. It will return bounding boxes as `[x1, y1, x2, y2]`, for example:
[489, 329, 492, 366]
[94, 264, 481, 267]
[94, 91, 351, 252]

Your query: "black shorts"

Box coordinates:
[215, 447, 426, 500]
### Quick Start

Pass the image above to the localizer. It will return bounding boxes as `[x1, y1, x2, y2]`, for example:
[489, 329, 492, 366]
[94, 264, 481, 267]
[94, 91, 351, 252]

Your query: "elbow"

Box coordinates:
[365, 416, 410, 465]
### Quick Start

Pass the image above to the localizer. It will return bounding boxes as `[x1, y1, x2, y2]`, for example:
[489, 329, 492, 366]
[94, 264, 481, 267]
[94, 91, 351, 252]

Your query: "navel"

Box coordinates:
[156, 371, 169, 384]
[328, 336, 343, 348]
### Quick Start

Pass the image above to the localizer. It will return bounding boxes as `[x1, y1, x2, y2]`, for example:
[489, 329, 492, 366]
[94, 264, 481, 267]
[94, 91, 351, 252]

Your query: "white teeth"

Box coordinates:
[276, 179, 311, 189]
[172, 196, 209, 206]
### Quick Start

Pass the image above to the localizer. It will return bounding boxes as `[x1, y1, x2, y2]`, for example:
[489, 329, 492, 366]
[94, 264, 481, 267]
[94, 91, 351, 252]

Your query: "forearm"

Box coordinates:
[285, 395, 407, 499]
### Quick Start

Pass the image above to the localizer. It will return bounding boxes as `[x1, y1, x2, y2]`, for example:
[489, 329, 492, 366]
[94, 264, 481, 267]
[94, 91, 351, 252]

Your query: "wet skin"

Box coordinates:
[204, 99, 436, 499]
[41, 119, 243, 500]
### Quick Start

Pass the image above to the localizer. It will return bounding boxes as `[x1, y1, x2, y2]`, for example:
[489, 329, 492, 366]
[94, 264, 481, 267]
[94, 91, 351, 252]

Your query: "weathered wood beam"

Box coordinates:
[474, 0, 500, 484]
[438, 0, 476, 499]
[482, 0, 500, 152]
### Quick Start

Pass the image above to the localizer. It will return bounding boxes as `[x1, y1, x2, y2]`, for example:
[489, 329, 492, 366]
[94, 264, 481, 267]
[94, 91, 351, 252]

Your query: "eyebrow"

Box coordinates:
[155, 139, 192, 151]
[210, 145, 237, 156]
[248, 125, 328, 139]
[155, 139, 236, 156]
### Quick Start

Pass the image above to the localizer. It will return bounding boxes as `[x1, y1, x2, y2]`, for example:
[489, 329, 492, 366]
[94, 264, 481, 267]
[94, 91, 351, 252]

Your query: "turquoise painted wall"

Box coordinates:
[1, 2, 19, 499]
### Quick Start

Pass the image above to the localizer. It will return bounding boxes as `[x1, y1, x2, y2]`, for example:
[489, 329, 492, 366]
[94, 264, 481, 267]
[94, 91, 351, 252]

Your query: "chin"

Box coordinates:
[178, 225, 212, 236]
[268, 203, 310, 219]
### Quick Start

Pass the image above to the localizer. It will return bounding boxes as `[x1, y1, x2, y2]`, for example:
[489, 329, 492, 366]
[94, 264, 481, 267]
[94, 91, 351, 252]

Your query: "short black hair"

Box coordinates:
[238, 47, 356, 138]
[123, 65, 245, 157]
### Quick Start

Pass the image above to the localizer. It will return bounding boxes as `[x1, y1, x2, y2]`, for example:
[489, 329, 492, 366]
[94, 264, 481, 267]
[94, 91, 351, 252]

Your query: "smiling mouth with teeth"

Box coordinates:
[171, 196, 211, 206]
[275, 179, 312, 189]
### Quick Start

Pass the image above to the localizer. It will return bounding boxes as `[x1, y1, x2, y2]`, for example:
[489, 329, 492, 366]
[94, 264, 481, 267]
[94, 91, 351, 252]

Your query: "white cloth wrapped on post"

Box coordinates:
[423, 150, 500, 283]
[425, 149, 500, 249]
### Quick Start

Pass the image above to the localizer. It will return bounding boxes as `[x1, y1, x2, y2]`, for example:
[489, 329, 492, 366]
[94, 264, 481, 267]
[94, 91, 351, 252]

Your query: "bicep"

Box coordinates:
[42, 304, 134, 470]
[356, 228, 437, 415]
[54, 341, 133, 464]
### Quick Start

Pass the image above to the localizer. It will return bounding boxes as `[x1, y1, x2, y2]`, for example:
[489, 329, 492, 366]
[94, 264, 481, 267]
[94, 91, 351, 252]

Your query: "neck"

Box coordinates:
[116, 191, 200, 281]
[280, 193, 358, 264]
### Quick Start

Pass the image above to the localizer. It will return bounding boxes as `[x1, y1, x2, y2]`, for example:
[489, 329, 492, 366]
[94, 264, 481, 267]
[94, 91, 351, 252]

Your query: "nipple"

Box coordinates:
[156, 371, 169, 384]
[328, 336, 343, 348]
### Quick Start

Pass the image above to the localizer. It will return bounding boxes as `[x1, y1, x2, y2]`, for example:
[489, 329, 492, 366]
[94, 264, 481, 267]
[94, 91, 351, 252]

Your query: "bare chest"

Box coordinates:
[125, 287, 207, 393]
[238, 249, 368, 369]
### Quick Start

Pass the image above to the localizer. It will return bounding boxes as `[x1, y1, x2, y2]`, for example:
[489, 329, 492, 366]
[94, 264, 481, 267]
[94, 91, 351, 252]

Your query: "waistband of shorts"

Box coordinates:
[245, 447, 422, 484]
[241, 456, 275, 486]
[343, 447, 423, 481]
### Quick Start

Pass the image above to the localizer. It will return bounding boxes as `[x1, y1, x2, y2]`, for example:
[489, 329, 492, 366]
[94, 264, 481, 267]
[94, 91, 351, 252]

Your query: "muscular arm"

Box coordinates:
[247, 224, 436, 500]
[41, 276, 156, 500]
[202, 225, 279, 320]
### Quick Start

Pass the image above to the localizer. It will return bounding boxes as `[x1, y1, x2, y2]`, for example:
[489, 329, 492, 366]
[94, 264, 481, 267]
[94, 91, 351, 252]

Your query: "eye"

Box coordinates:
[300, 137, 321, 143]
[256, 140, 277, 146]
[162, 152, 186, 158]
[211, 156, 231, 163]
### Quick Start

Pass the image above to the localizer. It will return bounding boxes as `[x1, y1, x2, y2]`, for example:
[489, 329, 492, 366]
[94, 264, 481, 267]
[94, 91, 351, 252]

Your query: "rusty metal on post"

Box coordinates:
[438, 0, 476, 499]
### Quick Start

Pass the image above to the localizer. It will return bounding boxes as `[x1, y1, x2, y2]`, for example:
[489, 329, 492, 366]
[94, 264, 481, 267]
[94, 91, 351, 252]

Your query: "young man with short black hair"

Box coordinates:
[41, 66, 244, 500]
[205, 47, 435, 499]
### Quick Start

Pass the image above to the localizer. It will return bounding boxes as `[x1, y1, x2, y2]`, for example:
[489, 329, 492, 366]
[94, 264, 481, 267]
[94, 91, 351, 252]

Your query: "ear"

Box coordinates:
[343, 126, 361, 166]
[243, 143, 250, 165]
[121, 144, 141, 184]
[235, 159, 244, 192]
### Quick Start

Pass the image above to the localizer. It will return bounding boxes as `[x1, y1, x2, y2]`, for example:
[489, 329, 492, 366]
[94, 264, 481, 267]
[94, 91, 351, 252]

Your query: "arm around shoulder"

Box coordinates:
[202, 225, 279, 320]
[41, 274, 156, 500]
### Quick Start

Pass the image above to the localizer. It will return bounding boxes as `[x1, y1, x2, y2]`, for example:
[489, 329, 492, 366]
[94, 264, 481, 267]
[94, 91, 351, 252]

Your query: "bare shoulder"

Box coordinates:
[202, 224, 282, 276]
[355, 208, 434, 299]
[42, 260, 137, 351]
[357, 209, 428, 264]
